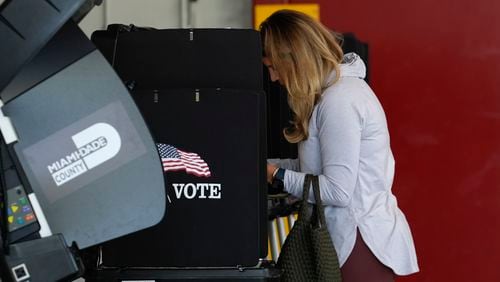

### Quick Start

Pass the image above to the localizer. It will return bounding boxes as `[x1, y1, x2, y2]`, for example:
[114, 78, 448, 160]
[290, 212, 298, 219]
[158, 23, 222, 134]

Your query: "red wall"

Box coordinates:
[255, 1, 500, 281]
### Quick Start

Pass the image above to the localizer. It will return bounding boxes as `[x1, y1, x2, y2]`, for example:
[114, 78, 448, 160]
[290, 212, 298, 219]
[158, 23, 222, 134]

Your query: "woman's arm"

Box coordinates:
[266, 158, 300, 184]
[267, 158, 300, 171]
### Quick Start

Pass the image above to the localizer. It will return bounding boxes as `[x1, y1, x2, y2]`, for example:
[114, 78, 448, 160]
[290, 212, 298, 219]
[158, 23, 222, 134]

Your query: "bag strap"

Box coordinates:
[311, 175, 327, 228]
[298, 174, 313, 218]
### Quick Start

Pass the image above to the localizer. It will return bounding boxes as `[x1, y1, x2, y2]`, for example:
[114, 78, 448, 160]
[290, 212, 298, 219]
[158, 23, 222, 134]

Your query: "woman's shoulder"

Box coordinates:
[321, 77, 370, 106]
[315, 77, 373, 127]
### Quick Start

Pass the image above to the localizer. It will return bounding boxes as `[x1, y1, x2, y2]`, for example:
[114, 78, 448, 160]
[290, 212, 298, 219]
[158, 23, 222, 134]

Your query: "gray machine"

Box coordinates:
[0, 1, 166, 281]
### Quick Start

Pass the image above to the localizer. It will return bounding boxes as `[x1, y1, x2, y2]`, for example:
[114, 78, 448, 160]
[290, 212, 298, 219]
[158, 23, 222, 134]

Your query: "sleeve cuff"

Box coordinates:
[274, 168, 285, 181]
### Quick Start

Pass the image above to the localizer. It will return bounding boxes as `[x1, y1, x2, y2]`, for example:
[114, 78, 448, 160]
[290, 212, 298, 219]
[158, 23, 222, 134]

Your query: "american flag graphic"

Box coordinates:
[157, 143, 211, 177]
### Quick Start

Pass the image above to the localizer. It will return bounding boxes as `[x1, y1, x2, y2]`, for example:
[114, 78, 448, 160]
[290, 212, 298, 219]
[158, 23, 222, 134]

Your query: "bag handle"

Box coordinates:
[299, 174, 313, 218]
[298, 174, 327, 227]
[311, 175, 327, 228]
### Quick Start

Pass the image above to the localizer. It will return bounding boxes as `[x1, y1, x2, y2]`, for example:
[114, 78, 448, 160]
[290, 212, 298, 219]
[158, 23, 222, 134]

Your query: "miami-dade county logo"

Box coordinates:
[48, 123, 121, 186]
[157, 143, 221, 200]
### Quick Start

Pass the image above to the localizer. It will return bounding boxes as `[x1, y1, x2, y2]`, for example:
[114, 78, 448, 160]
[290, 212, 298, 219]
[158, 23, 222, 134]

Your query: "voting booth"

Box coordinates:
[0, 1, 166, 281]
[85, 26, 276, 281]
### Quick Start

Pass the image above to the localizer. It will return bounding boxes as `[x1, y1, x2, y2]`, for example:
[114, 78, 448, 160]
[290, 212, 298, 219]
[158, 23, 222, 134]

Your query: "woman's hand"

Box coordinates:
[267, 163, 278, 184]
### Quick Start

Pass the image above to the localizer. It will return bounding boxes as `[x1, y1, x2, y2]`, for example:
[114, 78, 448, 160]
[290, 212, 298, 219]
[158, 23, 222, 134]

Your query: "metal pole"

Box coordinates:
[180, 0, 191, 28]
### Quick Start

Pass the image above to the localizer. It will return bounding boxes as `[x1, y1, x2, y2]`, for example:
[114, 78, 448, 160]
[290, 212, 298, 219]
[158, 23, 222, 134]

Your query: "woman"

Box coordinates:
[261, 10, 419, 281]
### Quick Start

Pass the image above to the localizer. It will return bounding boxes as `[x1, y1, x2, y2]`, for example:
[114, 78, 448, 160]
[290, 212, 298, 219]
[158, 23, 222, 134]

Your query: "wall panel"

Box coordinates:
[255, 0, 500, 281]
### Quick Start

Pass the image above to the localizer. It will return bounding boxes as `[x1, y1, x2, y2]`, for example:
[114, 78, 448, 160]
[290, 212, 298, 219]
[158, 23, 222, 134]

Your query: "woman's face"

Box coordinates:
[263, 57, 280, 82]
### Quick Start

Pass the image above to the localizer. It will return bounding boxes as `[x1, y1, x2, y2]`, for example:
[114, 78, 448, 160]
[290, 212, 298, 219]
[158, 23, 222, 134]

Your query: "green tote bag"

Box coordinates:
[277, 174, 342, 282]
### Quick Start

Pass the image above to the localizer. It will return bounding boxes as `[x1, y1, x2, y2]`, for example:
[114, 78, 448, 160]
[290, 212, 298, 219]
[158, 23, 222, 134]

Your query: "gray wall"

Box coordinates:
[0, 0, 252, 38]
[78, 0, 252, 37]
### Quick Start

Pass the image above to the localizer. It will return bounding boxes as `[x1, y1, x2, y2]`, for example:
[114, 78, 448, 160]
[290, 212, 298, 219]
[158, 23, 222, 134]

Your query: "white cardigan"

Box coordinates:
[269, 53, 419, 275]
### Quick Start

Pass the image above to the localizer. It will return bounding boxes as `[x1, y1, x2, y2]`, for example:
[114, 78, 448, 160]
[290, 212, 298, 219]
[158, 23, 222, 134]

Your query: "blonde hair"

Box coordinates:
[260, 10, 344, 143]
